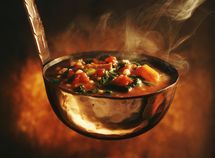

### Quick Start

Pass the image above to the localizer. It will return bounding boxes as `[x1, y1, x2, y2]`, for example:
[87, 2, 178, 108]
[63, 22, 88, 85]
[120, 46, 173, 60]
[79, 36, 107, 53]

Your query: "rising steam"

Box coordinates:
[48, 0, 207, 74]
[122, 0, 207, 74]
[124, 0, 207, 54]
[166, 0, 205, 21]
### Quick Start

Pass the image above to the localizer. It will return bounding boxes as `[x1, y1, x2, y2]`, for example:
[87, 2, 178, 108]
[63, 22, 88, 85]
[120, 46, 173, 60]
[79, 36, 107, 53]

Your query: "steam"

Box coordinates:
[49, 0, 208, 73]
[166, 0, 205, 21]
[122, 0, 208, 74]
[124, 0, 207, 54]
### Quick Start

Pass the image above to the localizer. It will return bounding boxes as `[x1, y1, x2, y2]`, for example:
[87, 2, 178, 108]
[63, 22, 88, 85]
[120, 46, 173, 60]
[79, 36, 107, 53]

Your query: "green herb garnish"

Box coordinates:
[116, 62, 125, 70]
[131, 78, 142, 87]
[88, 88, 98, 94]
[99, 69, 118, 86]
[73, 85, 86, 94]
[103, 89, 113, 94]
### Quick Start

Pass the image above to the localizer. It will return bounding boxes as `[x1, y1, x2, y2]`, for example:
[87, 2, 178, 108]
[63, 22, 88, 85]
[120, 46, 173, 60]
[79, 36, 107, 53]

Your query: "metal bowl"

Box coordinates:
[43, 51, 179, 140]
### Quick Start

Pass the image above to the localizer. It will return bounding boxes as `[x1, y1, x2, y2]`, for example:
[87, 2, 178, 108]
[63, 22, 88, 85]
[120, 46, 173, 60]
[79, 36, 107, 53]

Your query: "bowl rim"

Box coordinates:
[43, 51, 179, 100]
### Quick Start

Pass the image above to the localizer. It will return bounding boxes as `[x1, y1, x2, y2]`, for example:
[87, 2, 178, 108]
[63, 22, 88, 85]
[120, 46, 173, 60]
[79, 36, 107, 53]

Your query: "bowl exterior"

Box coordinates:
[44, 79, 177, 140]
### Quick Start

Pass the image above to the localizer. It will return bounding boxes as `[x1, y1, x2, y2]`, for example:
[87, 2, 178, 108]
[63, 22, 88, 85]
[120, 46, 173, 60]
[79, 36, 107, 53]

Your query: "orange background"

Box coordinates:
[1, 0, 215, 157]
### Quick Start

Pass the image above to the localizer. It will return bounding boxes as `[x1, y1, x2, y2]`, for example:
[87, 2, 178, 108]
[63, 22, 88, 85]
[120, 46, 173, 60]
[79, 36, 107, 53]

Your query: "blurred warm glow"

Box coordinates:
[11, 56, 212, 157]
[12, 1, 211, 156]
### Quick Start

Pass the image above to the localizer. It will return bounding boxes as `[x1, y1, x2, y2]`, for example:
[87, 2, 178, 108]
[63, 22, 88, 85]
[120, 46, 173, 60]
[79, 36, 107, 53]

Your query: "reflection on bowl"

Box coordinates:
[43, 51, 179, 140]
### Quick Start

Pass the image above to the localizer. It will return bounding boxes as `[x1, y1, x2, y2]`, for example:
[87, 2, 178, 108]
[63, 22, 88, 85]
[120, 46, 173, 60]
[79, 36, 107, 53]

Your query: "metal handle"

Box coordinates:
[24, 0, 50, 65]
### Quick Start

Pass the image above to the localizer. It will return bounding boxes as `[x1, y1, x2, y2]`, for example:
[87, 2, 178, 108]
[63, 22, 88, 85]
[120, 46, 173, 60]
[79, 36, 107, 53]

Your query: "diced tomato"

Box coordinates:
[83, 82, 95, 91]
[111, 75, 133, 87]
[68, 69, 75, 77]
[105, 56, 118, 64]
[96, 68, 105, 77]
[79, 72, 90, 83]
[71, 59, 85, 70]
[134, 65, 160, 82]
[72, 72, 90, 86]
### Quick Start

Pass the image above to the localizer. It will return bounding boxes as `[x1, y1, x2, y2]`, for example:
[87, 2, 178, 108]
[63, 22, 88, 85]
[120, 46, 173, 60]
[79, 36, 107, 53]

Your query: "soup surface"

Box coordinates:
[44, 55, 170, 98]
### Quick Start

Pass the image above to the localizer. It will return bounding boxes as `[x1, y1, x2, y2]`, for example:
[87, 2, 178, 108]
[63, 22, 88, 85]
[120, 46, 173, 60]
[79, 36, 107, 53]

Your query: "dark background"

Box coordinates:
[1, 0, 215, 158]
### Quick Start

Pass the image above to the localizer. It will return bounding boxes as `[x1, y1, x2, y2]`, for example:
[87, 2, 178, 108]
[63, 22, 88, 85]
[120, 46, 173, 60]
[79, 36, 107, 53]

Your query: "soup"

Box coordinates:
[44, 54, 170, 98]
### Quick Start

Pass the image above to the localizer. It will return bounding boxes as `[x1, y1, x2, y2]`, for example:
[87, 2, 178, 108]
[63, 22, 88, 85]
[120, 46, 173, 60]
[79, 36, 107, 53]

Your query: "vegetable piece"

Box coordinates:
[71, 72, 90, 87]
[122, 68, 131, 76]
[73, 85, 86, 94]
[119, 64, 131, 72]
[99, 75, 110, 85]
[119, 64, 132, 76]
[99, 71, 111, 85]
[68, 69, 75, 77]
[99, 69, 118, 85]
[85, 68, 96, 76]
[111, 78, 142, 92]
[96, 68, 105, 77]
[97, 89, 113, 94]
[103, 89, 113, 94]
[108, 69, 118, 79]
[111, 75, 133, 87]
[105, 56, 118, 65]
[83, 82, 95, 91]
[134, 64, 160, 82]
[130, 78, 142, 87]
[71, 59, 85, 70]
